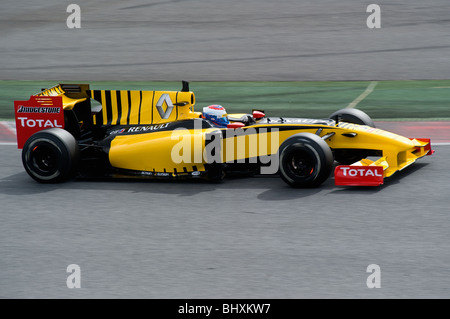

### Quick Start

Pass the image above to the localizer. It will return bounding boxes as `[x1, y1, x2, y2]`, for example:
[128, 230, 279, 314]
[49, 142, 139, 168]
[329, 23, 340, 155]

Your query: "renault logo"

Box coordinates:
[156, 94, 174, 119]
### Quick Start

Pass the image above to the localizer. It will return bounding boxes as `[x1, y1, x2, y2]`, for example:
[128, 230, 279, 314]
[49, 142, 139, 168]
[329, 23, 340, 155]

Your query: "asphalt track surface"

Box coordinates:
[1, 0, 450, 299]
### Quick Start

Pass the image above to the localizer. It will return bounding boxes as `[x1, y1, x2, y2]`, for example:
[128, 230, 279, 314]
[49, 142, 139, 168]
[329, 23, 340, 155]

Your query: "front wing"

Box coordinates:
[334, 138, 434, 186]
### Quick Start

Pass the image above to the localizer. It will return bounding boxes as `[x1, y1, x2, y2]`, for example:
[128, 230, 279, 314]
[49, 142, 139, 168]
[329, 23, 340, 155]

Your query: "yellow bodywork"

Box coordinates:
[36, 84, 88, 110]
[107, 121, 431, 178]
[109, 127, 213, 173]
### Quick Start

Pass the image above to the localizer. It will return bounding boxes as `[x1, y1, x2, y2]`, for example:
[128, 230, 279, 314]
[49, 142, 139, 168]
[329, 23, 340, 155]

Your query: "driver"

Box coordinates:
[202, 105, 229, 128]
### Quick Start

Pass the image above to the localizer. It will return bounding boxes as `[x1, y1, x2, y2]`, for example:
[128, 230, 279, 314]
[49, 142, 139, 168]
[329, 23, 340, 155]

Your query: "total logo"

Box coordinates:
[340, 166, 383, 177]
[17, 117, 63, 128]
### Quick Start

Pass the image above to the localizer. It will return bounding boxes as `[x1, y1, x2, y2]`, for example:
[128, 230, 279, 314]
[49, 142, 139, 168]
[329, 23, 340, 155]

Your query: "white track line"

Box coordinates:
[347, 81, 378, 108]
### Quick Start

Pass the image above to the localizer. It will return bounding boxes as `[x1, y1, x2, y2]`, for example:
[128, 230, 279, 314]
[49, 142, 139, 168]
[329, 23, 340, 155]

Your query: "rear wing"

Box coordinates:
[14, 95, 65, 149]
[14, 81, 198, 149]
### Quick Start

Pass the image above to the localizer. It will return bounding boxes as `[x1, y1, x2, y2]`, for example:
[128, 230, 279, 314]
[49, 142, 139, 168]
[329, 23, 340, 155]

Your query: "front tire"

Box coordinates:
[329, 108, 375, 127]
[22, 128, 79, 183]
[278, 133, 334, 188]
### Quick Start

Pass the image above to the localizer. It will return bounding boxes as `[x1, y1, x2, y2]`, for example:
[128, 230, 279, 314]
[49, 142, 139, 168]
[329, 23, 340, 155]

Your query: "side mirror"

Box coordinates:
[227, 122, 245, 129]
[252, 110, 265, 119]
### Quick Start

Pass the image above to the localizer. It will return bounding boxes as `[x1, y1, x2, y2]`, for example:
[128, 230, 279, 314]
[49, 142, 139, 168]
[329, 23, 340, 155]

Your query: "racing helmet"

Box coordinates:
[202, 105, 229, 127]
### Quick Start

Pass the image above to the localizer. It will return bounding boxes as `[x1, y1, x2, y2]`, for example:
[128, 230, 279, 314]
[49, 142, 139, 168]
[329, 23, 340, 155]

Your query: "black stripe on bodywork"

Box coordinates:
[104, 91, 113, 125]
[151, 91, 155, 124]
[138, 91, 142, 124]
[116, 90, 122, 125]
[126, 91, 132, 125]
[92, 90, 102, 102]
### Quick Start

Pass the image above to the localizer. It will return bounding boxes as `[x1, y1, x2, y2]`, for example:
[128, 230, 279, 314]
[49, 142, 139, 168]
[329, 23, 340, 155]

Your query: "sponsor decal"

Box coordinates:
[127, 123, 170, 133]
[156, 172, 170, 177]
[139, 171, 172, 177]
[16, 117, 62, 129]
[109, 124, 171, 135]
[140, 171, 153, 176]
[339, 166, 383, 177]
[17, 106, 61, 114]
[109, 128, 126, 135]
[335, 165, 384, 186]
[156, 94, 174, 119]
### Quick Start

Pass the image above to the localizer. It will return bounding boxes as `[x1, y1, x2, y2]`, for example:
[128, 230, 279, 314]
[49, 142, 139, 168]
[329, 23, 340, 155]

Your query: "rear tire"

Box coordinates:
[278, 133, 333, 188]
[22, 128, 79, 183]
[329, 108, 375, 165]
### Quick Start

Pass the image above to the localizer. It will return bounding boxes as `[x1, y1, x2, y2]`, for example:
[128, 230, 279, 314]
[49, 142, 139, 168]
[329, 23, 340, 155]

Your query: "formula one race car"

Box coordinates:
[14, 82, 433, 187]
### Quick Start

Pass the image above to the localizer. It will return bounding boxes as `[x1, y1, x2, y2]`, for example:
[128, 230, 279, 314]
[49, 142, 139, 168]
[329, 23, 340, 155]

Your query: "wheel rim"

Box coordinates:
[286, 149, 316, 178]
[30, 145, 58, 175]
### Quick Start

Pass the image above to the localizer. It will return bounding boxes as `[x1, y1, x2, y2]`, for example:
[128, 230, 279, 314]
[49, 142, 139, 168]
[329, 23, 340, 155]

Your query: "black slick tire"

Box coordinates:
[278, 133, 333, 188]
[22, 128, 79, 183]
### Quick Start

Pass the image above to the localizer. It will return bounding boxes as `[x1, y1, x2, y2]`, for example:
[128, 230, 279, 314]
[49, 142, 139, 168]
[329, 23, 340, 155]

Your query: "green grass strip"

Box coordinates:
[1, 80, 449, 120]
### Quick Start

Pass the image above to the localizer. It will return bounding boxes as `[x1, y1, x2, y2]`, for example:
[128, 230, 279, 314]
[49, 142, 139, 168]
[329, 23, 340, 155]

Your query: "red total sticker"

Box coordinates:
[334, 165, 384, 186]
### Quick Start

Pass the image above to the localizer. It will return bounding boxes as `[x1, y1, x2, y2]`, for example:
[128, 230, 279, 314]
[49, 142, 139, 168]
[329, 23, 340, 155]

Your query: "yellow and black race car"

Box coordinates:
[14, 81, 433, 187]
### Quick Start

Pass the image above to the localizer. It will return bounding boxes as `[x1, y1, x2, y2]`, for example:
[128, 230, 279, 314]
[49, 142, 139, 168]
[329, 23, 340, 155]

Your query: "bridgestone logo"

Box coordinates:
[17, 106, 61, 114]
